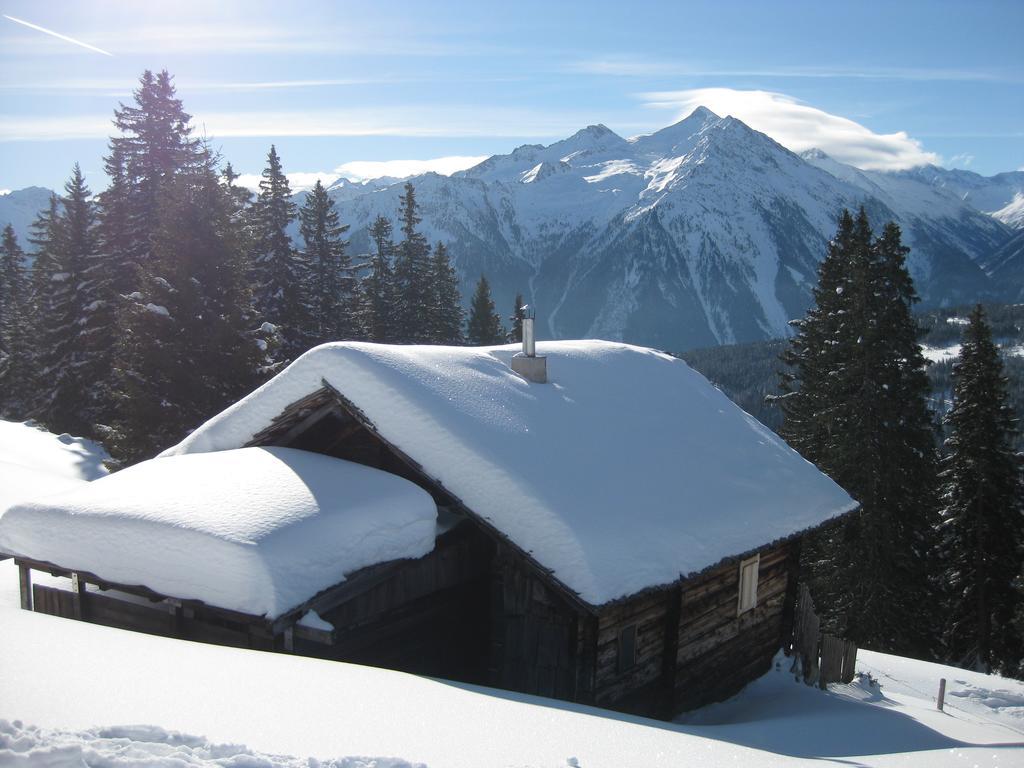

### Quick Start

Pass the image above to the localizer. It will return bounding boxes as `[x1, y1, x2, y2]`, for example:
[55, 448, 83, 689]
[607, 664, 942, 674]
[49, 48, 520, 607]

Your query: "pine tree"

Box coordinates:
[361, 215, 396, 343]
[97, 70, 206, 446]
[427, 242, 464, 344]
[300, 180, 357, 346]
[392, 183, 433, 343]
[0, 225, 33, 417]
[467, 275, 505, 345]
[110, 153, 262, 461]
[252, 145, 308, 360]
[940, 305, 1023, 672]
[779, 208, 939, 657]
[508, 293, 525, 343]
[26, 193, 77, 428]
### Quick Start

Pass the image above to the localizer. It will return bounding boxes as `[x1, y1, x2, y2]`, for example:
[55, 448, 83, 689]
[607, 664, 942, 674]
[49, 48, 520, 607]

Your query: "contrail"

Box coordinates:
[3, 14, 113, 56]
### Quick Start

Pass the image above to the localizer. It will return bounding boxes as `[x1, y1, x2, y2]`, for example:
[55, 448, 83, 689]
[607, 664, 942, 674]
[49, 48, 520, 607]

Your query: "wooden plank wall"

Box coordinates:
[314, 524, 495, 683]
[489, 545, 582, 701]
[31, 584, 275, 650]
[673, 541, 796, 712]
[593, 589, 672, 714]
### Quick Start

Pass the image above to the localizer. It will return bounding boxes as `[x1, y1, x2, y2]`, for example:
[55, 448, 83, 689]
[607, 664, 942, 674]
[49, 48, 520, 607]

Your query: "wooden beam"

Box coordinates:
[17, 561, 32, 610]
[275, 401, 342, 447]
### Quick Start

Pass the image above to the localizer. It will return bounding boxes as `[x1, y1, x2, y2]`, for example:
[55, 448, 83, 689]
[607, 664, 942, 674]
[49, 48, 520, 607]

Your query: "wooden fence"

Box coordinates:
[791, 584, 857, 687]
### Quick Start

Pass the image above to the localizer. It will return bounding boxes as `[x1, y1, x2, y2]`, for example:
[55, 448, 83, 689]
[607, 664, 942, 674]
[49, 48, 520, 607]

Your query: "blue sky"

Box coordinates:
[1, 0, 1021, 193]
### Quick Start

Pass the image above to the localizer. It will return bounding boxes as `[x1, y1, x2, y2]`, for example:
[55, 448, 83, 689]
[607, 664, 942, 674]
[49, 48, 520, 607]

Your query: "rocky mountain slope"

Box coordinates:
[325, 108, 1014, 349]
[2, 109, 1018, 351]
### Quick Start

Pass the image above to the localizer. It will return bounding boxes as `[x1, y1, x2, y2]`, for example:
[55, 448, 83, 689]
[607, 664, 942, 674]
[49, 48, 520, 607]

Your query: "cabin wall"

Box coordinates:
[672, 541, 798, 712]
[592, 588, 677, 716]
[30, 583, 276, 650]
[489, 544, 585, 701]
[311, 521, 495, 684]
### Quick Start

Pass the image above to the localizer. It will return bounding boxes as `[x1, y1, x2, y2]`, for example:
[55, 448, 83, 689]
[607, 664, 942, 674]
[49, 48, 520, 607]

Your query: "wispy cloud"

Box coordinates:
[638, 87, 939, 171]
[233, 171, 341, 193]
[0, 105, 608, 143]
[3, 14, 112, 56]
[570, 55, 1019, 83]
[234, 156, 489, 192]
[334, 156, 488, 181]
[948, 153, 975, 168]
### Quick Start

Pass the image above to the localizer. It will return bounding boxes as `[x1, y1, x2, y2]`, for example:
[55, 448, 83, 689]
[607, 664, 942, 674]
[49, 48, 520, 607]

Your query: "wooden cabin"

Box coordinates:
[2, 339, 856, 719]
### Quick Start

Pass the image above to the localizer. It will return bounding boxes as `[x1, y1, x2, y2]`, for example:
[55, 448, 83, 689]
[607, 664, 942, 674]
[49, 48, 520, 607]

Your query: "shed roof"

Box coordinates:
[163, 340, 857, 606]
[0, 446, 437, 618]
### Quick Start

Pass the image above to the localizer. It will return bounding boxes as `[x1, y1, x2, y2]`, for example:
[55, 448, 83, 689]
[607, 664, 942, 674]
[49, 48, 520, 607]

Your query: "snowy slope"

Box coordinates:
[1, 558, 1021, 768]
[323, 109, 1012, 350]
[0, 447, 437, 618]
[163, 340, 856, 606]
[0, 420, 109, 510]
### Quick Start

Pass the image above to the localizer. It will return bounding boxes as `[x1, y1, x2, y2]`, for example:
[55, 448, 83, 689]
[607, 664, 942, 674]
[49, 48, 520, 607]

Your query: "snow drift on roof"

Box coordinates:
[164, 340, 857, 606]
[0, 420, 110, 510]
[0, 447, 437, 618]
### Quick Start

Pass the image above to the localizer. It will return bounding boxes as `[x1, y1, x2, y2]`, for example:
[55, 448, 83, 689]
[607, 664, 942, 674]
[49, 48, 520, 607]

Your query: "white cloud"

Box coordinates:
[334, 156, 488, 181]
[233, 156, 488, 192]
[233, 171, 341, 193]
[0, 189, 11, 196]
[638, 88, 939, 171]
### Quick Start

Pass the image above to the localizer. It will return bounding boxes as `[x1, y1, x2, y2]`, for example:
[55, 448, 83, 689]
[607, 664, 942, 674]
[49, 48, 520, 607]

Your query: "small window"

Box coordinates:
[618, 624, 637, 673]
[737, 554, 760, 615]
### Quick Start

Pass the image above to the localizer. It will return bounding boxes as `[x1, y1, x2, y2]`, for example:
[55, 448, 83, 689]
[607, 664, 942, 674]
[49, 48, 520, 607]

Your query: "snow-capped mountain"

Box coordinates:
[2, 109, 1018, 351]
[0, 186, 54, 258]
[325, 108, 1013, 350]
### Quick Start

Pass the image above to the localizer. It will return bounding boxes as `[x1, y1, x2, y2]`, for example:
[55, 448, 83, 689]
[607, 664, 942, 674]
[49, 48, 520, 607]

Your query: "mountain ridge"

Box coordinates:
[2, 108, 1020, 351]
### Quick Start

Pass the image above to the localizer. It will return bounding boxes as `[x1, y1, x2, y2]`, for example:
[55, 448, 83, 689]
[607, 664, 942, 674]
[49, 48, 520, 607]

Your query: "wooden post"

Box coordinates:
[70, 572, 85, 620]
[937, 678, 946, 711]
[282, 626, 294, 652]
[17, 562, 32, 611]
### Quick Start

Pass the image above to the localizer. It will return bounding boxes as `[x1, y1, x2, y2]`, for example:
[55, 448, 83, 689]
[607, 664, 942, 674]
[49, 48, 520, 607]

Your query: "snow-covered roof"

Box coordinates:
[163, 341, 857, 606]
[0, 420, 110, 510]
[0, 446, 437, 618]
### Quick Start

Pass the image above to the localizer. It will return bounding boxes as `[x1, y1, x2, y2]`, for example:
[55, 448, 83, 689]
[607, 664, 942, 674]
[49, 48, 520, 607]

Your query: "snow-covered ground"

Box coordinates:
[1, 556, 1022, 768]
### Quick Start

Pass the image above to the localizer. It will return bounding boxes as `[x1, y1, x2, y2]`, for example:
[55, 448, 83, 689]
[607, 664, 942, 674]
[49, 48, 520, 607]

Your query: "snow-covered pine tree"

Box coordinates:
[361, 215, 396, 343]
[111, 152, 263, 462]
[779, 208, 939, 658]
[467, 275, 505, 345]
[26, 191, 79, 431]
[252, 145, 308, 361]
[392, 183, 433, 343]
[0, 225, 33, 417]
[427, 242, 464, 344]
[299, 180, 357, 346]
[507, 293, 525, 344]
[940, 305, 1023, 673]
[98, 70, 207, 448]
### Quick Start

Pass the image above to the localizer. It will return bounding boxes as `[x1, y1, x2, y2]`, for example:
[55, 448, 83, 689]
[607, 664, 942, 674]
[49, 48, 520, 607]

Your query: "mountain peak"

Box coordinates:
[686, 105, 721, 122]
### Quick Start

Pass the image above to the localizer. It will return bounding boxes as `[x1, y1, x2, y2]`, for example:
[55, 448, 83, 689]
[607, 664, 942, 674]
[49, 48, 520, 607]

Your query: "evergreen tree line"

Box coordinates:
[0, 70, 525, 465]
[777, 208, 1023, 675]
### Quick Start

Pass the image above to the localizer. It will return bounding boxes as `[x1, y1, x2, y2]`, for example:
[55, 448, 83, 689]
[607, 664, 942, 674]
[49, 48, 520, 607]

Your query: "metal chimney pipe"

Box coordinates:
[523, 317, 536, 358]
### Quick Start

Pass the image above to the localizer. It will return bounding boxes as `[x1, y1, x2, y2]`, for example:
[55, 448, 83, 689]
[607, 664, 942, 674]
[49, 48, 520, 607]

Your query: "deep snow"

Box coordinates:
[0, 420, 109, 509]
[163, 340, 857, 606]
[1, 557, 1022, 767]
[0, 446, 437, 618]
